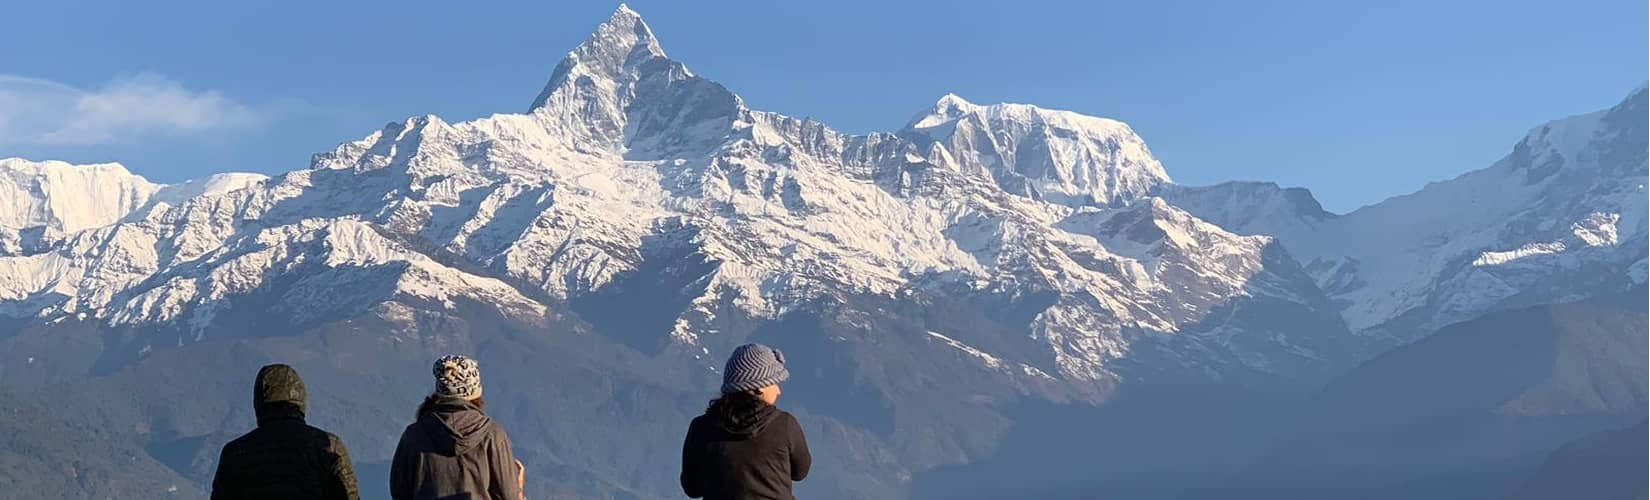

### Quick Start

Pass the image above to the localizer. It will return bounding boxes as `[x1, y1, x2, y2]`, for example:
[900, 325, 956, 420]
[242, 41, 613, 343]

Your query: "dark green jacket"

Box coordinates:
[211, 364, 360, 500]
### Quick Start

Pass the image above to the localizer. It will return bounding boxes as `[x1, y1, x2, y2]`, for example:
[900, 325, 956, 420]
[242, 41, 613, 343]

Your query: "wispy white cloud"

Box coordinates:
[0, 73, 263, 146]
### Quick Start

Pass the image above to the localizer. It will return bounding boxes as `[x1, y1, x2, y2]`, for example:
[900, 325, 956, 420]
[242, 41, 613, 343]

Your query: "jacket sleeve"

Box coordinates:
[210, 445, 237, 500]
[487, 425, 524, 500]
[325, 434, 362, 500]
[787, 413, 812, 482]
[389, 427, 412, 500]
[679, 418, 706, 498]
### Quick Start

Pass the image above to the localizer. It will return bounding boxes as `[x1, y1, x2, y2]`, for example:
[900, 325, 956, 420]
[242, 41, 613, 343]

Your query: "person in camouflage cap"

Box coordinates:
[212, 364, 360, 499]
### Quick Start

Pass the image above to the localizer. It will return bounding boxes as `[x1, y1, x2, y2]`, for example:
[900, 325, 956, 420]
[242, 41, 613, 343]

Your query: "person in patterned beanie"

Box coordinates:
[680, 343, 812, 500]
[391, 355, 525, 500]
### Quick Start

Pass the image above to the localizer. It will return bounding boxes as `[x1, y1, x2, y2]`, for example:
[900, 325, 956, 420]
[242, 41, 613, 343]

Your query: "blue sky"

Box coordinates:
[2, 0, 1643, 212]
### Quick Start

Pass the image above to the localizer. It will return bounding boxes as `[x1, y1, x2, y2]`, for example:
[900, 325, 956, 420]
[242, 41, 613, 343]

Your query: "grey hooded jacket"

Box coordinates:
[389, 398, 521, 500]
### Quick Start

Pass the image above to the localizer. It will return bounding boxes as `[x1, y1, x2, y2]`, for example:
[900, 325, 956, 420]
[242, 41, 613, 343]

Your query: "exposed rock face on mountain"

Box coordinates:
[0, 6, 1642, 500]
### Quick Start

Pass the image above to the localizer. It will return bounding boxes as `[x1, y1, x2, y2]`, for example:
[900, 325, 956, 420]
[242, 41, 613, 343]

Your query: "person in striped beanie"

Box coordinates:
[720, 343, 791, 397]
[680, 343, 812, 500]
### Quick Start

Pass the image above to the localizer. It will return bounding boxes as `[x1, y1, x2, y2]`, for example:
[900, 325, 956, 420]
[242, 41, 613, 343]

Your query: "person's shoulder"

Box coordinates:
[298, 422, 331, 435]
[221, 429, 259, 453]
[687, 413, 712, 430]
[473, 411, 511, 440]
[314, 427, 350, 450]
[486, 416, 505, 435]
[774, 409, 806, 434]
[286, 421, 327, 438]
[683, 413, 721, 439]
[288, 423, 342, 449]
[397, 418, 425, 439]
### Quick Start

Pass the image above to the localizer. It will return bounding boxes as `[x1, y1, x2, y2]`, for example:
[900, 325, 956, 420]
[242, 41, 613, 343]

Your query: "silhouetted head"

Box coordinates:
[253, 364, 307, 424]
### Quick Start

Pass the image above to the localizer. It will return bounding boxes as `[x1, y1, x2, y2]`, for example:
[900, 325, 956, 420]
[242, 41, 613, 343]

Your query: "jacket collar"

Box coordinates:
[429, 397, 480, 414]
[255, 401, 306, 426]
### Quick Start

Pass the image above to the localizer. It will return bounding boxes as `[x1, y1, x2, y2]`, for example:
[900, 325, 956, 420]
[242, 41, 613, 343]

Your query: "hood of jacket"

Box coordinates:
[253, 364, 307, 425]
[417, 398, 494, 455]
[712, 398, 782, 438]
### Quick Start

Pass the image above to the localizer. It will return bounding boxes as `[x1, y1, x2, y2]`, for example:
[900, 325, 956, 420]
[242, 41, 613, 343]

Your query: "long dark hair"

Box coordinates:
[706, 390, 767, 427]
[417, 393, 486, 418]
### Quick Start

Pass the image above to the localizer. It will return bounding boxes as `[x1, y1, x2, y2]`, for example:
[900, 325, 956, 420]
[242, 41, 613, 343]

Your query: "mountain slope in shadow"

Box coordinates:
[1510, 420, 1647, 500]
[1230, 286, 1647, 500]
[0, 387, 202, 499]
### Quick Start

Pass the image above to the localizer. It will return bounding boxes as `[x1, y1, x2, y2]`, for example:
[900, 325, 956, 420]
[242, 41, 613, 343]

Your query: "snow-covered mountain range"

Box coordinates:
[0, 6, 1361, 387]
[3, 6, 1638, 380]
[1164, 86, 1646, 341]
[0, 6, 1642, 499]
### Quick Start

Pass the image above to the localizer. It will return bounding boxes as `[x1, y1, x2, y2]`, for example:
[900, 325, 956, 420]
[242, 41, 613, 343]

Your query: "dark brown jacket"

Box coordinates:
[211, 364, 360, 500]
[680, 402, 811, 500]
[389, 399, 521, 500]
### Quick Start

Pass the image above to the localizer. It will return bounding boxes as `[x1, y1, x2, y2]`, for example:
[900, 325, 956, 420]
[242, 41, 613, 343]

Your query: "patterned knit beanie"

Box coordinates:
[433, 355, 483, 400]
[721, 343, 790, 394]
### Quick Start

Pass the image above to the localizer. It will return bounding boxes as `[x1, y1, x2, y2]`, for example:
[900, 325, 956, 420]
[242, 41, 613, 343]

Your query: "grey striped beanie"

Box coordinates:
[433, 355, 483, 400]
[721, 343, 790, 394]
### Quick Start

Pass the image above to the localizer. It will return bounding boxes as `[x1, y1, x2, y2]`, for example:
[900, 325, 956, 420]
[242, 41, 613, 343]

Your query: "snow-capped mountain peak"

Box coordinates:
[523, 5, 737, 161]
[151, 172, 269, 205]
[901, 93, 1171, 206]
[911, 93, 979, 129]
[527, 4, 675, 112]
[0, 159, 160, 235]
[0, 159, 267, 257]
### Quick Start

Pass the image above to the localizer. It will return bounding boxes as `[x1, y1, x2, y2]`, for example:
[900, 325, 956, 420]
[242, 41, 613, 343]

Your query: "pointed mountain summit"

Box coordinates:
[528, 4, 671, 111]
[909, 93, 977, 129]
[525, 5, 738, 159]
